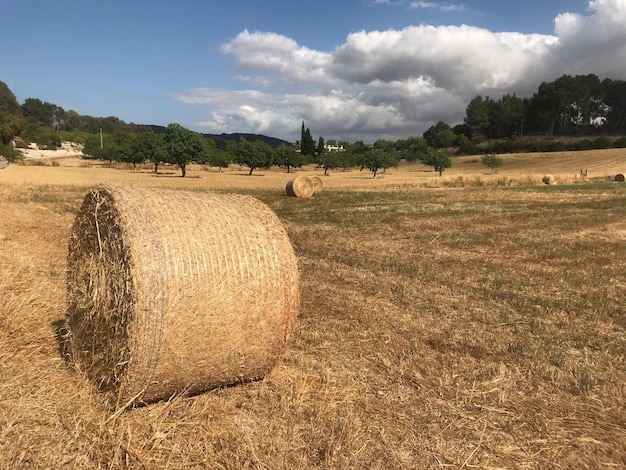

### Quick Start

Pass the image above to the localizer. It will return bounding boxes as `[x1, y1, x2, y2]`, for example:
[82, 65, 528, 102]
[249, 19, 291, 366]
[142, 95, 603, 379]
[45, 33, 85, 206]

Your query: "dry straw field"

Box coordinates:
[1, 149, 625, 469]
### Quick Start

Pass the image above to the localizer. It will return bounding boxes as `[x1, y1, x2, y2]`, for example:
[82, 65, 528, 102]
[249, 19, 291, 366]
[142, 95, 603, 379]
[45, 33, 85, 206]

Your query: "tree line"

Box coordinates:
[423, 74, 626, 154]
[2, 73, 626, 177]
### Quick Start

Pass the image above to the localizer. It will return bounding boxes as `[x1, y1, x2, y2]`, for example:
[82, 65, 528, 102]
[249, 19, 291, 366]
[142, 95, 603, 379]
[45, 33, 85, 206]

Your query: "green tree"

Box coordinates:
[208, 152, 232, 171]
[83, 130, 132, 165]
[234, 138, 273, 175]
[487, 94, 526, 139]
[319, 150, 342, 176]
[396, 136, 429, 162]
[274, 144, 304, 173]
[423, 121, 456, 148]
[131, 131, 166, 172]
[204, 138, 232, 171]
[464, 96, 491, 139]
[603, 78, 626, 134]
[300, 122, 316, 157]
[164, 123, 206, 177]
[358, 149, 393, 178]
[528, 74, 604, 136]
[317, 136, 325, 160]
[339, 151, 356, 171]
[423, 148, 451, 176]
[481, 153, 503, 174]
[82, 133, 106, 160]
[373, 138, 395, 152]
[0, 81, 23, 145]
[22, 98, 54, 127]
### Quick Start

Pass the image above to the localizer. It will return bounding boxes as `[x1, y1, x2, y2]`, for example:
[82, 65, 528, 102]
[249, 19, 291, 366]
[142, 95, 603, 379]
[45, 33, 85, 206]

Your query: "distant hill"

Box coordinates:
[148, 125, 293, 148]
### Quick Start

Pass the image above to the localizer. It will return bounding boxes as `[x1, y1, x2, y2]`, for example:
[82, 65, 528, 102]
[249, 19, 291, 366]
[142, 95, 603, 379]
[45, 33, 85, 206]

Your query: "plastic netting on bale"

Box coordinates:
[67, 186, 299, 407]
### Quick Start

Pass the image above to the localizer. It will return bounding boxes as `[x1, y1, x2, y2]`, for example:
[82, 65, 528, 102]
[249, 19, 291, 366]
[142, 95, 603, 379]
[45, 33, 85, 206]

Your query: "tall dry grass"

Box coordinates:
[0, 150, 625, 468]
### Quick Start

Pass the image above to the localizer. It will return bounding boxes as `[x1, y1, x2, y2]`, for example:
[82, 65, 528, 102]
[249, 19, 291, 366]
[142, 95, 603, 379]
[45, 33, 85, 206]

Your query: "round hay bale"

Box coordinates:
[66, 186, 299, 406]
[0, 156, 8, 170]
[285, 176, 314, 198]
[309, 175, 324, 193]
[542, 174, 555, 185]
[615, 173, 625, 182]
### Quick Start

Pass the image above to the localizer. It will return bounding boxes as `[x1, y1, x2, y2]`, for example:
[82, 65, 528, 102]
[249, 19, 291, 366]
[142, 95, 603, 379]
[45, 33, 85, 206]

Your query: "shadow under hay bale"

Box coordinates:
[542, 174, 555, 185]
[614, 173, 625, 182]
[66, 186, 299, 407]
[285, 176, 314, 197]
[309, 175, 324, 193]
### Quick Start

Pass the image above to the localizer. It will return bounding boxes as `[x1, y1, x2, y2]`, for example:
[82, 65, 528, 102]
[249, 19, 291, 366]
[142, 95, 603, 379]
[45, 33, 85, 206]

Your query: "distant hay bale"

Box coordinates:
[615, 173, 625, 182]
[286, 176, 314, 197]
[66, 186, 299, 407]
[0, 156, 8, 169]
[542, 174, 555, 185]
[309, 175, 324, 193]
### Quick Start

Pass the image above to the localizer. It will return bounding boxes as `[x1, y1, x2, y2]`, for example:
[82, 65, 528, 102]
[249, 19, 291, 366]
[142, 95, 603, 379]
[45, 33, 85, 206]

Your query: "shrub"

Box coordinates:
[593, 137, 612, 149]
[613, 137, 626, 148]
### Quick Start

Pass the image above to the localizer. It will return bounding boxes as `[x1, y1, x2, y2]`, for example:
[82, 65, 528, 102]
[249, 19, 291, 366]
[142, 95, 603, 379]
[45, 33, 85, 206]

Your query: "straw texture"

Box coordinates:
[286, 176, 314, 198]
[542, 174, 555, 185]
[614, 173, 625, 182]
[67, 186, 299, 406]
[309, 175, 324, 193]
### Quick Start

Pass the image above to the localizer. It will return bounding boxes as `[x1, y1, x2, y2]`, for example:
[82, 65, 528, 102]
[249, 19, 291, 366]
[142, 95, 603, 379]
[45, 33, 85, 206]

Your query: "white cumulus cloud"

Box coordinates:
[174, 0, 626, 142]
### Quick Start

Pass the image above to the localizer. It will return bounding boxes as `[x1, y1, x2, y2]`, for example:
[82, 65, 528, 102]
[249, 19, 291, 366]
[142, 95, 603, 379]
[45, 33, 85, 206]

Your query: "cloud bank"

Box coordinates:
[174, 0, 626, 142]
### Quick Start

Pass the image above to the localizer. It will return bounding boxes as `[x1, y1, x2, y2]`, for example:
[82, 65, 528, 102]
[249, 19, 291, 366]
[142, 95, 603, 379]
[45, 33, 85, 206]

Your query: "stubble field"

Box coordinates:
[0, 149, 625, 469]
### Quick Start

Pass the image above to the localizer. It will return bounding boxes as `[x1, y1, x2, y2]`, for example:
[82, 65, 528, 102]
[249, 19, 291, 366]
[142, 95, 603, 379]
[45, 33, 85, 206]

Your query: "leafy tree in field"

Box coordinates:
[423, 148, 451, 176]
[83, 131, 132, 165]
[274, 144, 304, 173]
[82, 133, 105, 160]
[234, 138, 273, 175]
[164, 123, 207, 177]
[204, 138, 232, 171]
[208, 151, 231, 171]
[131, 131, 166, 172]
[319, 150, 341, 176]
[358, 149, 393, 178]
[481, 153, 503, 174]
[104, 132, 134, 166]
[339, 151, 356, 171]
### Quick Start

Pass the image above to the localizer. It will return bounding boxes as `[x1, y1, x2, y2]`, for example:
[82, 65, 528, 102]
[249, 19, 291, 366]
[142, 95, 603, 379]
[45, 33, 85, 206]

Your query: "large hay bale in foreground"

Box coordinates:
[615, 173, 625, 182]
[67, 186, 299, 407]
[542, 174, 555, 185]
[285, 176, 314, 197]
[309, 175, 324, 193]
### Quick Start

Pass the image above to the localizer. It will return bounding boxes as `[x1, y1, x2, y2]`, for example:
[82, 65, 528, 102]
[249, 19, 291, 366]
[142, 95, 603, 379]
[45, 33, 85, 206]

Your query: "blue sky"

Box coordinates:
[1, 0, 624, 142]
